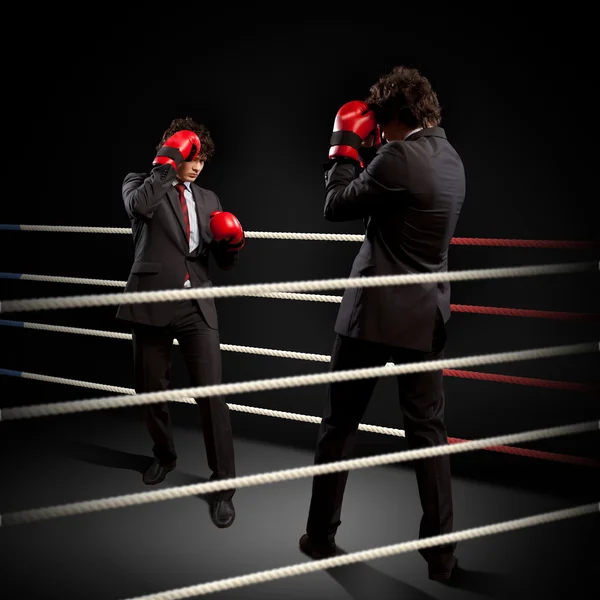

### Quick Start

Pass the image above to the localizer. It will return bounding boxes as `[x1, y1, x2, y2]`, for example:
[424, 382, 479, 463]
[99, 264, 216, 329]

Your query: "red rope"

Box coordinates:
[451, 304, 600, 321]
[442, 371, 598, 465]
[443, 369, 599, 393]
[450, 237, 600, 248]
[448, 437, 600, 467]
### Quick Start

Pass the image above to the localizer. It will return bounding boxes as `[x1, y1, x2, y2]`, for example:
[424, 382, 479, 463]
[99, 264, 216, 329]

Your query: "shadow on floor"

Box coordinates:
[54, 440, 214, 505]
[439, 562, 515, 597]
[56, 440, 151, 474]
[323, 548, 515, 600]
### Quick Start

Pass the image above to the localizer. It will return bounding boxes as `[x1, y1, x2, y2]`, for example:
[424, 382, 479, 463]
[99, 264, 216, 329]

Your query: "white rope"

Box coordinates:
[9, 321, 133, 341]
[12, 225, 364, 241]
[1, 272, 345, 303]
[1, 320, 335, 362]
[0, 421, 596, 526]
[224, 404, 402, 435]
[7, 367, 600, 466]
[18, 225, 132, 234]
[121, 502, 598, 599]
[219, 343, 331, 362]
[17, 371, 134, 395]
[20, 273, 127, 287]
[238, 291, 342, 303]
[1, 341, 597, 420]
[1, 261, 596, 314]
[7, 369, 402, 436]
[4, 272, 343, 303]
[245, 231, 364, 241]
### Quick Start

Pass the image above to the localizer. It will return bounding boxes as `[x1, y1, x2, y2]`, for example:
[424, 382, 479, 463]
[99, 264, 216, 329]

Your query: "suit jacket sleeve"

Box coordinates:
[209, 194, 240, 271]
[323, 145, 408, 222]
[122, 164, 176, 220]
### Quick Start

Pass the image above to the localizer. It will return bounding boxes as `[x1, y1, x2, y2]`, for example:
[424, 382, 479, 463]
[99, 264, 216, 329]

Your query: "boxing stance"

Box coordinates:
[299, 67, 466, 582]
[116, 117, 244, 528]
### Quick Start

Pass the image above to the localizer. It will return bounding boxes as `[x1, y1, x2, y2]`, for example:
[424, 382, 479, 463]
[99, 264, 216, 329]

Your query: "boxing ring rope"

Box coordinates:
[1, 260, 597, 314]
[2, 223, 600, 248]
[1, 262, 598, 464]
[1, 228, 599, 597]
[4, 319, 597, 467]
[0, 367, 406, 435]
[123, 503, 599, 600]
[0, 418, 597, 600]
[1, 339, 597, 420]
[2, 318, 598, 393]
[1, 352, 598, 595]
[3, 364, 599, 467]
[2, 272, 599, 321]
[0, 419, 597, 526]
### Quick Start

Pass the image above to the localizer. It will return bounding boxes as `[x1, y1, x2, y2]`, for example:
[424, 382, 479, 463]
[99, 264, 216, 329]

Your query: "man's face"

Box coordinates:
[177, 157, 205, 182]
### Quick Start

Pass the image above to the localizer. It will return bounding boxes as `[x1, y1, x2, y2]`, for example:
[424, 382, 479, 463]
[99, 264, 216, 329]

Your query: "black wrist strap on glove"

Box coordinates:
[214, 232, 245, 252]
[329, 130, 363, 151]
[154, 145, 184, 166]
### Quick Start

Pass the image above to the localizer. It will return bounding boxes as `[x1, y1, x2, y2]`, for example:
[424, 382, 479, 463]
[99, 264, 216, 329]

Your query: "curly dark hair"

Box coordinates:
[156, 116, 215, 162]
[365, 66, 441, 129]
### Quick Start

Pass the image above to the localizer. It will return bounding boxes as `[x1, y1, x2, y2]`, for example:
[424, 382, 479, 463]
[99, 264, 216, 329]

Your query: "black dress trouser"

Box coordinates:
[306, 310, 455, 570]
[131, 299, 235, 500]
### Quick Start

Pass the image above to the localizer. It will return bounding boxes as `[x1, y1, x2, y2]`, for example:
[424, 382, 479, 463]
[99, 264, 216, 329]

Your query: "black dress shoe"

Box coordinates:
[299, 534, 338, 559]
[142, 459, 175, 485]
[210, 499, 235, 528]
[429, 557, 459, 582]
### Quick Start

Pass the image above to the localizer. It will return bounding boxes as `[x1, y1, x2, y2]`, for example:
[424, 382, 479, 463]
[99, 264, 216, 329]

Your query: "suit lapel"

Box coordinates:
[190, 184, 202, 220]
[167, 185, 187, 241]
[191, 185, 203, 234]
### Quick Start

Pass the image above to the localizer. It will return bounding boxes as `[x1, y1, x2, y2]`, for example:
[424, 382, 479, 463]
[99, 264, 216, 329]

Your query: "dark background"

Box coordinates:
[0, 12, 598, 599]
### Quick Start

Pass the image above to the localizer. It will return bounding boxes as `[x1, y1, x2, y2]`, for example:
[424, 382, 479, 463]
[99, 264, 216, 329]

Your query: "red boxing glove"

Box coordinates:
[210, 211, 245, 251]
[329, 101, 377, 164]
[153, 130, 201, 170]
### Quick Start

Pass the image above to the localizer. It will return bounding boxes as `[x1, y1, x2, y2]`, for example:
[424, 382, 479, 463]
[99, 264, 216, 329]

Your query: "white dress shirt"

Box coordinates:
[404, 127, 423, 139]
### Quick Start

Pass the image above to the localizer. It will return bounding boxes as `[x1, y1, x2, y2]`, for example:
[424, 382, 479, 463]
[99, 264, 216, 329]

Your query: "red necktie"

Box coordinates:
[175, 183, 191, 285]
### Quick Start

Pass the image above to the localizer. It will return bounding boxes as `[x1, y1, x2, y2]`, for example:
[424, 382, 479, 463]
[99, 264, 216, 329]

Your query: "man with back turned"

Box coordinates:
[299, 67, 466, 582]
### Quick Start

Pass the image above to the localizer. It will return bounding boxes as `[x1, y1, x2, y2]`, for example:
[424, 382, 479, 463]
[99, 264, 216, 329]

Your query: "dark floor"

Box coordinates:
[0, 406, 598, 600]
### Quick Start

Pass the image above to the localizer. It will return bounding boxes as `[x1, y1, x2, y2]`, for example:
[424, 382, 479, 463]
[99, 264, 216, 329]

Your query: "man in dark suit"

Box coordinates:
[299, 67, 466, 581]
[116, 117, 245, 528]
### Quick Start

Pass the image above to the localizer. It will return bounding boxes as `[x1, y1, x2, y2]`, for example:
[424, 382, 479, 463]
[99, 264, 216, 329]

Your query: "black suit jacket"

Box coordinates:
[115, 162, 238, 329]
[324, 127, 466, 352]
